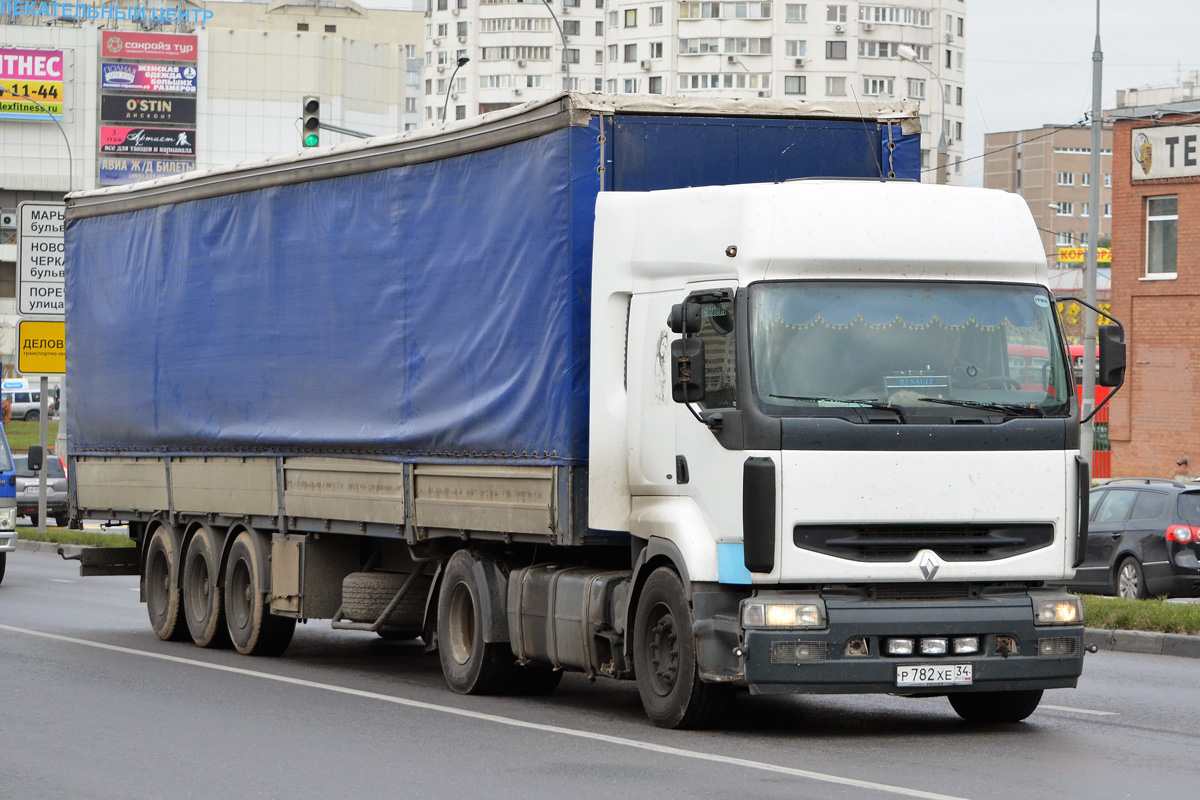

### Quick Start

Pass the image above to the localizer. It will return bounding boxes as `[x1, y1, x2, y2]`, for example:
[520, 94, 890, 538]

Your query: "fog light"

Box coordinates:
[887, 638, 914, 656]
[920, 638, 948, 655]
[953, 636, 980, 654]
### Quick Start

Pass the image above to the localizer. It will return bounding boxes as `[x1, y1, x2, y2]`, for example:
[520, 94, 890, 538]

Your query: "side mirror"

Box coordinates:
[1097, 325, 1126, 387]
[671, 338, 706, 403]
[667, 303, 702, 334]
[28, 444, 44, 472]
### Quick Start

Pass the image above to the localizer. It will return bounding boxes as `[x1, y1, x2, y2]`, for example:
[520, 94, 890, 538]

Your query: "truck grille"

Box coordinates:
[793, 523, 1055, 562]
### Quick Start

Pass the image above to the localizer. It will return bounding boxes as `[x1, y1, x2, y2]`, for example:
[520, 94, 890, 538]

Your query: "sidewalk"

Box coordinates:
[17, 539, 1200, 658]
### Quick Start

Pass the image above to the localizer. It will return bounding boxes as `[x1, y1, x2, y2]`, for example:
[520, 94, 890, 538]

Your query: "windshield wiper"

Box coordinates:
[769, 394, 908, 423]
[917, 398, 1047, 417]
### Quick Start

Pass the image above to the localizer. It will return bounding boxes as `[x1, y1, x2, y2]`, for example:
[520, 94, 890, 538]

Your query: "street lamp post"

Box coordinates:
[898, 45, 947, 185]
[542, 0, 571, 91]
[1081, 0, 1103, 472]
[441, 56, 470, 124]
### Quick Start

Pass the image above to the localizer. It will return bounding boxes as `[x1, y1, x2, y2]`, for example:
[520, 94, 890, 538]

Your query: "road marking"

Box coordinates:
[1041, 704, 1118, 717]
[0, 623, 968, 800]
[48, 579, 75, 584]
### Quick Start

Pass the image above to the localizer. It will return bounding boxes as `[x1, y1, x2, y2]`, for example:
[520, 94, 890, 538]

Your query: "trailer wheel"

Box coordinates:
[633, 567, 734, 729]
[437, 550, 513, 694]
[949, 689, 1043, 723]
[224, 530, 295, 656]
[183, 525, 231, 649]
[146, 524, 189, 642]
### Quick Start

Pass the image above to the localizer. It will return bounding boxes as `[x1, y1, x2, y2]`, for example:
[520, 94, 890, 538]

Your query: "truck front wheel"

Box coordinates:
[224, 530, 295, 656]
[183, 524, 231, 649]
[437, 550, 514, 695]
[949, 689, 1043, 723]
[633, 567, 734, 729]
[145, 524, 189, 641]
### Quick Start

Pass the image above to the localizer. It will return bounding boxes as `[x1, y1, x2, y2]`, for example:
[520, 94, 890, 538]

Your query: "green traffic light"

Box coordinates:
[303, 132, 319, 147]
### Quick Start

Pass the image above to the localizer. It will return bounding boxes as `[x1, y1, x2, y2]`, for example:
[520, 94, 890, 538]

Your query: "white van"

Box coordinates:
[2, 378, 52, 422]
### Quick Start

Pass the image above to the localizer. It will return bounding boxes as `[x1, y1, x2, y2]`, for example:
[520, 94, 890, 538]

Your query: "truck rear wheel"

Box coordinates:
[949, 689, 1043, 723]
[183, 524, 231, 648]
[146, 524, 189, 641]
[633, 567, 734, 729]
[224, 530, 295, 656]
[437, 549, 513, 695]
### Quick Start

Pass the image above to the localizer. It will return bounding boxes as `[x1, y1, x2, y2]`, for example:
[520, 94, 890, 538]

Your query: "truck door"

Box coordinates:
[627, 292, 680, 493]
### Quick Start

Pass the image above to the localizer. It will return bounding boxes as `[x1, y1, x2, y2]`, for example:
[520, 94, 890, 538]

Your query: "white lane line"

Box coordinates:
[48, 579, 75, 584]
[1041, 704, 1118, 717]
[0, 623, 969, 800]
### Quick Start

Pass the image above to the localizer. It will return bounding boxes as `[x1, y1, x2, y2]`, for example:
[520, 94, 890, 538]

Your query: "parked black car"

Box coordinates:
[1068, 478, 1200, 599]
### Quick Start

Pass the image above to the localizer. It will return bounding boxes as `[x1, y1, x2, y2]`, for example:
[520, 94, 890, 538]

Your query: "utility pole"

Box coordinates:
[1081, 0, 1102, 474]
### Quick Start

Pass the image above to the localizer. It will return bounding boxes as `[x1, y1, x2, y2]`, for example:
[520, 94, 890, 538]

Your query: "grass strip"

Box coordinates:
[1082, 594, 1200, 636]
[16, 526, 135, 549]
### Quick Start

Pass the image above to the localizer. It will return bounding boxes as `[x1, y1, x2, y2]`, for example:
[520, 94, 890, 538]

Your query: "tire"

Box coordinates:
[25, 410, 38, 422]
[145, 524, 189, 642]
[224, 530, 296, 656]
[28, 513, 38, 528]
[1116, 556, 1147, 599]
[436, 549, 514, 695]
[182, 525, 231, 648]
[633, 567, 735, 729]
[949, 689, 1043, 723]
[0, 552, 6, 585]
[342, 570, 430, 633]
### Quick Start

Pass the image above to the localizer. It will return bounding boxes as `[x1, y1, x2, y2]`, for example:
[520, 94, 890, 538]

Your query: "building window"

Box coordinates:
[608, 10, 618, 26]
[595, 77, 603, 91]
[651, 6, 664, 24]
[679, 2, 721, 18]
[650, 41, 664, 58]
[1054, 202, 1074, 216]
[625, 9, 637, 26]
[458, 21, 468, 36]
[606, 79, 617, 92]
[907, 78, 924, 99]
[297, 22, 309, 31]
[785, 40, 806, 57]
[954, 121, 962, 140]
[608, 44, 618, 61]
[1057, 172, 1074, 186]
[1080, 202, 1090, 217]
[1081, 172, 1090, 187]
[1104, 203, 1112, 218]
[862, 76, 893, 96]
[649, 75, 663, 93]
[945, 49, 951, 68]
[825, 75, 845, 95]
[1056, 231, 1073, 247]
[405, 97, 417, 112]
[726, 37, 772, 54]
[825, 40, 847, 59]
[565, 48, 580, 64]
[955, 86, 962, 105]
[1104, 173, 1112, 188]
[680, 38, 721, 54]
[564, 0, 580, 6]
[624, 78, 639, 93]
[595, 49, 603, 64]
[624, 43, 638, 62]
[723, 2, 773, 19]
[785, 75, 806, 94]
[1147, 196, 1178, 275]
[826, 4, 845, 22]
[786, 3, 806, 22]
[561, 19, 579, 35]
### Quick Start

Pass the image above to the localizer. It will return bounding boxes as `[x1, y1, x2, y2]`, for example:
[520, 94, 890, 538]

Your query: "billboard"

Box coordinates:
[99, 156, 196, 187]
[101, 126, 196, 157]
[1132, 125, 1200, 180]
[102, 63, 198, 94]
[101, 32, 198, 63]
[101, 94, 196, 124]
[0, 48, 64, 120]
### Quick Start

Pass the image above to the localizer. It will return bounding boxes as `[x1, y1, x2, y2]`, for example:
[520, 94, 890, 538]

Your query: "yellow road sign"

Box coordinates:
[17, 319, 65, 374]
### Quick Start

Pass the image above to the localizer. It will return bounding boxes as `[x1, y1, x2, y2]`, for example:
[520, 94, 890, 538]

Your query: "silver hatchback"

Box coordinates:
[15, 454, 68, 527]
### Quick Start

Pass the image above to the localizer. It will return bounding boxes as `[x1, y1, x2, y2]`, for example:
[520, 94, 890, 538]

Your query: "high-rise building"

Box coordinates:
[424, 0, 967, 183]
[983, 124, 1113, 268]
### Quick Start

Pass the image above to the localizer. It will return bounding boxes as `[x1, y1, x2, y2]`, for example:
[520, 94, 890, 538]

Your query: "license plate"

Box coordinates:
[896, 663, 973, 687]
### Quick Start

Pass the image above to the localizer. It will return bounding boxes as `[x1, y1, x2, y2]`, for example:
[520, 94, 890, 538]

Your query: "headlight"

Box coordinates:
[1032, 592, 1082, 626]
[0, 507, 15, 530]
[742, 600, 825, 629]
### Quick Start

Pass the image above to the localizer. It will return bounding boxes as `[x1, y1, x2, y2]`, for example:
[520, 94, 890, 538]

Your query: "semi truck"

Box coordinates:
[63, 94, 1124, 729]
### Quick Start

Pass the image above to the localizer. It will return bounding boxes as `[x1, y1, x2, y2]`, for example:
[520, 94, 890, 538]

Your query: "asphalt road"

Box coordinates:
[3, 549, 1198, 800]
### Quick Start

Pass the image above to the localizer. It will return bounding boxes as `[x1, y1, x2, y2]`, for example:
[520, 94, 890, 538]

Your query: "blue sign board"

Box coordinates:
[99, 156, 195, 186]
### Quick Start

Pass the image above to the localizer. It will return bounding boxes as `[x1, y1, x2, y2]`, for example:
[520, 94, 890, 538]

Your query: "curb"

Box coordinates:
[13, 541, 1200, 658]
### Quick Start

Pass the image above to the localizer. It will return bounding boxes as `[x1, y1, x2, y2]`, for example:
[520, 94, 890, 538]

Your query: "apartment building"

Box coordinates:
[983, 124, 1113, 267]
[425, 0, 967, 183]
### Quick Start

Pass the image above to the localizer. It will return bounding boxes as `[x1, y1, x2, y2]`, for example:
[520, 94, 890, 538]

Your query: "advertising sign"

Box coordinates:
[1131, 125, 1200, 180]
[101, 126, 196, 157]
[1057, 247, 1112, 264]
[0, 48, 64, 120]
[102, 62, 198, 94]
[99, 156, 195, 186]
[16, 201, 65, 318]
[101, 94, 195, 124]
[101, 31, 198, 63]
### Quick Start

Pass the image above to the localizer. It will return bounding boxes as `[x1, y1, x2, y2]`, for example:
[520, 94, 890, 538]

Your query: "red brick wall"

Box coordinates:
[1110, 115, 1200, 479]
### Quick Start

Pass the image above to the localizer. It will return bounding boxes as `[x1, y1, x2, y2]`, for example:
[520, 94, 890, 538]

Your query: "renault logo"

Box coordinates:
[918, 551, 941, 581]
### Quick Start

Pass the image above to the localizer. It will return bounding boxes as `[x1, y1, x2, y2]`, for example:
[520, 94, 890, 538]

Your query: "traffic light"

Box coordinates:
[302, 96, 320, 147]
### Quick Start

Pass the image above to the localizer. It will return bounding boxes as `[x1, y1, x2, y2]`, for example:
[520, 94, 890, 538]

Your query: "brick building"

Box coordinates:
[1108, 101, 1200, 479]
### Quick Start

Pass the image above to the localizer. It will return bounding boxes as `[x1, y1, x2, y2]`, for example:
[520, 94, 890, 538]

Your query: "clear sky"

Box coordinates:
[964, 0, 1200, 185]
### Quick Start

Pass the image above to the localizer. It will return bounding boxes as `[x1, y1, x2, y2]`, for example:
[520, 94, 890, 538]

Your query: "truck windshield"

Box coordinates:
[748, 281, 1072, 419]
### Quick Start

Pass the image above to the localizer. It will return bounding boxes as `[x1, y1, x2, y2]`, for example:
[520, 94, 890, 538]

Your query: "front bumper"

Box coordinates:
[0, 531, 17, 553]
[741, 591, 1084, 695]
